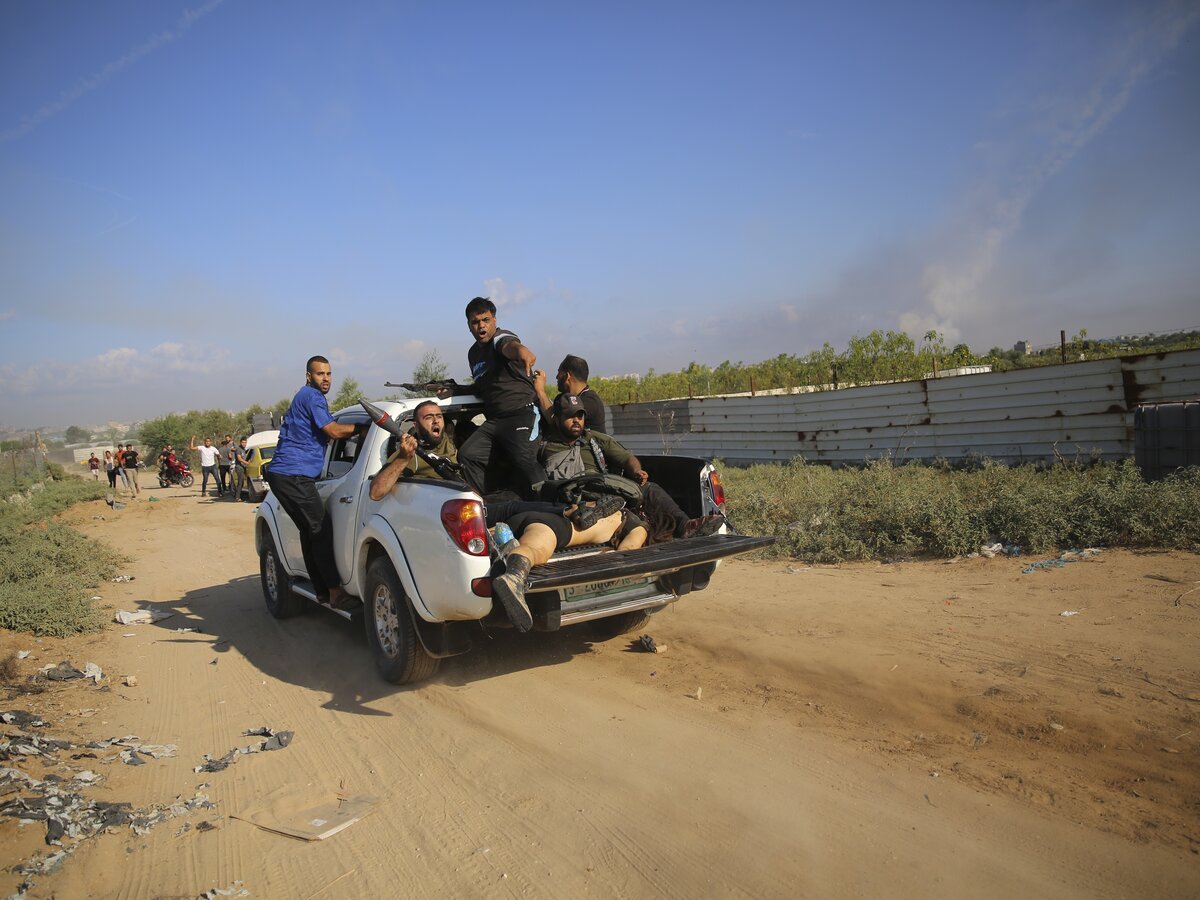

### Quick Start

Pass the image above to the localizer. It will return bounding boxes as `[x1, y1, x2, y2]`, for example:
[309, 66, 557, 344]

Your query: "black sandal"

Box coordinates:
[569, 494, 625, 530]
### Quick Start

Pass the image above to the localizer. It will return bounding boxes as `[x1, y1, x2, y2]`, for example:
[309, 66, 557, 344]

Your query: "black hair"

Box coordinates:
[414, 400, 441, 417]
[465, 297, 496, 318]
[559, 354, 589, 383]
[306, 355, 330, 374]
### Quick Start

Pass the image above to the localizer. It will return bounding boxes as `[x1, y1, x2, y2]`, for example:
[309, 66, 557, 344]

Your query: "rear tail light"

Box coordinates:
[441, 499, 488, 556]
[709, 470, 726, 512]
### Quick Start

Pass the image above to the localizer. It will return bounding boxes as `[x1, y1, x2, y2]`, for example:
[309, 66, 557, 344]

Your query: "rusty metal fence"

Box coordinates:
[609, 349, 1200, 466]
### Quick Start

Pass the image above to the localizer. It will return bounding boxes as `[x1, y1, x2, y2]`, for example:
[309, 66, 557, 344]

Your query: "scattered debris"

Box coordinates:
[82, 663, 103, 684]
[40, 661, 85, 682]
[111, 575, 136, 583]
[123, 675, 138, 688]
[1023, 548, 1102, 574]
[114, 608, 174, 626]
[174, 627, 199, 633]
[200, 880, 248, 898]
[638, 634, 660, 653]
[1, 711, 49, 728]
[1060, 610, 1080, 617]
[232, 795, 377, 841]
[687, 687, 703, 701]
[1049, 722, 1065, 731]
[16, 651, 31, 660]
[194, 728, 294, 773]
[1, 728, 212, 897]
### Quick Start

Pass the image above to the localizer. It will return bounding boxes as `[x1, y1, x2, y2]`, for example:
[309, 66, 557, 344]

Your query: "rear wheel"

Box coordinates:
[364, 556, 439, 685]
[180, 473, 195, 487]
[260, 530, 306, 619]
[590, 609, 652, 640]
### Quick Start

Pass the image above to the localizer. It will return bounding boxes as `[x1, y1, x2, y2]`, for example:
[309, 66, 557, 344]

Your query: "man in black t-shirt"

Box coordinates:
[533, 354, 608, 437]
[453, 297, 547, 499]
[121, 443, 141, 497]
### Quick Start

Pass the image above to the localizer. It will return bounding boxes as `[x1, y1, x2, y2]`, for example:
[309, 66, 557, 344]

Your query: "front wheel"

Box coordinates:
[158, 475, 168, 487]
[259, 530, 306, 619]
[180, 473, 195, 487]
[364, 556, 439, 685]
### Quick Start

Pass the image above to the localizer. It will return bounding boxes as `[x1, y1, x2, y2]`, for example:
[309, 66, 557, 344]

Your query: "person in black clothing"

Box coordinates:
[533, 353, 610, 436]
[451, 297, 547, 499]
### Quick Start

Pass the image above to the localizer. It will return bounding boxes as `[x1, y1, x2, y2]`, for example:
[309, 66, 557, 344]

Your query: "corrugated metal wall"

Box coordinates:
[609, 349, 1200, 465]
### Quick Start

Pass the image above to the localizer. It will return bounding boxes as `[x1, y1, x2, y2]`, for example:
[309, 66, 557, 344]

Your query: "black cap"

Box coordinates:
[558, 393, 586, 417]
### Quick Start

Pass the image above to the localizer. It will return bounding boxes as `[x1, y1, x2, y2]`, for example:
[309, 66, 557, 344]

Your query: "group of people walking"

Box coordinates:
[88, 444, 142, 497]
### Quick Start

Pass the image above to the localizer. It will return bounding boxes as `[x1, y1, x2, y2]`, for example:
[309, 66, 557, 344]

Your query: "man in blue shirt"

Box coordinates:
[267, 355, 363, 609]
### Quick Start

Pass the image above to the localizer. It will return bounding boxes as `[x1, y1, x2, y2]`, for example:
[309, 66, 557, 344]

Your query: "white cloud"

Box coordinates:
[483, 277, 536, 309]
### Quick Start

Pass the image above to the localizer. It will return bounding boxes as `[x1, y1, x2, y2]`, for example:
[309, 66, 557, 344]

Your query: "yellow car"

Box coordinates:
[243, 430, 278, 502]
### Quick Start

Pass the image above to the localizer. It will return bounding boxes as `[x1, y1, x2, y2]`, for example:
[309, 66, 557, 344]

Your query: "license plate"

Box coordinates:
[562, 575, 650, 602]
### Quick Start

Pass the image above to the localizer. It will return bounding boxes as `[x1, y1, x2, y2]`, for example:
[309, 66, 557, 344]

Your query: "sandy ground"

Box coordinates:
[1, 480, 1198, 899]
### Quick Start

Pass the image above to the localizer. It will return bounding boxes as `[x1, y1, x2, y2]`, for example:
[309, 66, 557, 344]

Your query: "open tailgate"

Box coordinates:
[526, 534, 775, 591]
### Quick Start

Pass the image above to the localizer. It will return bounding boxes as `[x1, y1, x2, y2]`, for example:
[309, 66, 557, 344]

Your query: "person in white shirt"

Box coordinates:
[189, 435, 224, 497]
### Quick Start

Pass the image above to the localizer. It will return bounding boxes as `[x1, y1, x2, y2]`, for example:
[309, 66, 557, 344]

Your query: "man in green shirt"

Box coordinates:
[541, 394, 721, 543]
[369, 401, 457, 498]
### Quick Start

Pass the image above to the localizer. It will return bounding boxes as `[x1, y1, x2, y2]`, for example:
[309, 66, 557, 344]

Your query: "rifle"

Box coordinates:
[360, 400, 464, 481]
[383, 379, 473, 398]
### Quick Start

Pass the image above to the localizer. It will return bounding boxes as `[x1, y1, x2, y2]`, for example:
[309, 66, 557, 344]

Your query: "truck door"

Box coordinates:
[320, 414, 369, 587]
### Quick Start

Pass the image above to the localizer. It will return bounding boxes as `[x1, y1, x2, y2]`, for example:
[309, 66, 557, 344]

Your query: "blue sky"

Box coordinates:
[2, 0, 1197, 428]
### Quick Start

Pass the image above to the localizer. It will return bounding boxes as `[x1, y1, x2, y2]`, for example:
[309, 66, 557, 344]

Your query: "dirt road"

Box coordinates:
[2, 483, 1198, 898]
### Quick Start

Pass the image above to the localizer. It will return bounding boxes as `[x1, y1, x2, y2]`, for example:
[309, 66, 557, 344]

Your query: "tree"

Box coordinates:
[64, 425, 90, 444]
[333, 377, 365, 410]
[413, 349, 449, 384]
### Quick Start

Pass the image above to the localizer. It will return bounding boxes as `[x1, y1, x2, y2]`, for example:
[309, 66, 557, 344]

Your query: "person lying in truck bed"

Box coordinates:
[488, 499, 648, 633]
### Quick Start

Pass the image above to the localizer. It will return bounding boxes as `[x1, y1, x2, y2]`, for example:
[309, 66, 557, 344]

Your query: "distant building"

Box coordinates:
[1014, 340, 1033, 356]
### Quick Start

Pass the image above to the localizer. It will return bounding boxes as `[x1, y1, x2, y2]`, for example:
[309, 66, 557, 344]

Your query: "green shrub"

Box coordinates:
[0, 480, 124, 637]
[723, 457, 1200, 563]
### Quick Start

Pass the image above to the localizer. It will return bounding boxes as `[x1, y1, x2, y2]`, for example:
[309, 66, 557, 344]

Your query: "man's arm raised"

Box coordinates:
[369, 433, 418, 501]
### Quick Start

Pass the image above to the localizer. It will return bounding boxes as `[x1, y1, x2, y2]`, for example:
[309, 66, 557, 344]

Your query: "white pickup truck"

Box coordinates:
[254, 396, 773, 684]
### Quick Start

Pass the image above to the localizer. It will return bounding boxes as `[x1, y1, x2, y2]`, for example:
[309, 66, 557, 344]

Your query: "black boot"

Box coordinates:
[493, 553, 533, 632]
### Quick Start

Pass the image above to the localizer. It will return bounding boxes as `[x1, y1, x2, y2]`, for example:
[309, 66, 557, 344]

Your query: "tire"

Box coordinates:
[158, 476, 168, 488]
[590, 609, 651, 640]
[180, 473, 195, 488]
[364, 556, 439, 685]
[260, 530, 306, 619]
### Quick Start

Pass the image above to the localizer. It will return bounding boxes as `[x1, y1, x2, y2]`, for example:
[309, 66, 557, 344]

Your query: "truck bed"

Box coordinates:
[527, 534, 774, 590]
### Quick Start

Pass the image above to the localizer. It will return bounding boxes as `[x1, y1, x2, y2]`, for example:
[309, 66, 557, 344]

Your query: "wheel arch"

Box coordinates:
[255, 506, 287, 569]
[357, 517, 435, 623]
[359, 527, 474, 660]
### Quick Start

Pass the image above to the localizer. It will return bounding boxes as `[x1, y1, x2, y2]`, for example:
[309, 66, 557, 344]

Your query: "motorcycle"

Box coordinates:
[158, 461, 195, 488]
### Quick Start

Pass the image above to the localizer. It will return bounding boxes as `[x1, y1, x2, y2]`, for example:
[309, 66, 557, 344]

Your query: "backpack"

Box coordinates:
[542, 473, 643, 508]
